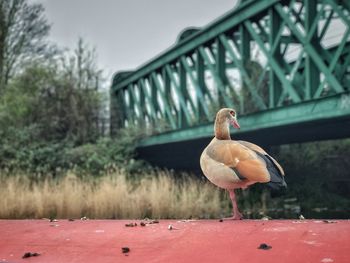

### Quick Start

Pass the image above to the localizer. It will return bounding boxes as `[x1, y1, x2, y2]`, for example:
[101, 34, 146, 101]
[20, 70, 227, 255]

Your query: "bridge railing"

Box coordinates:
[110, 0, 350, 135]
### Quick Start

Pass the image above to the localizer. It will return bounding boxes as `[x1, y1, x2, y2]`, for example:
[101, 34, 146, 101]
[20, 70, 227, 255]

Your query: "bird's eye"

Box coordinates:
[229, 110, 235, 116]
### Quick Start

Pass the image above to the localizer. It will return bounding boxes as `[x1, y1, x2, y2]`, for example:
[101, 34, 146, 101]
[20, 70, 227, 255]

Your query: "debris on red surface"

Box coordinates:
[22, 252, 40, 258]
[0, 219, 349, 263]
[258, 243, 272, 250]
[125, 222, 137, 227]
[121, 247, 130, 254]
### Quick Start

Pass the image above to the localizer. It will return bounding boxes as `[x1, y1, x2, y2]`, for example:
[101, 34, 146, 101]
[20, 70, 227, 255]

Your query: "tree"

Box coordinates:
[0, 0, 51, 93]
[61, 38, 102, 91]
[57, 38, 104, 143]
[0, 38, 105, 144]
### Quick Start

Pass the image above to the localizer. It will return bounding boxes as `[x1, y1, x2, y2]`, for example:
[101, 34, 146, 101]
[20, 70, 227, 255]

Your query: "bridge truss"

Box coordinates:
[111, 0, 350, 145]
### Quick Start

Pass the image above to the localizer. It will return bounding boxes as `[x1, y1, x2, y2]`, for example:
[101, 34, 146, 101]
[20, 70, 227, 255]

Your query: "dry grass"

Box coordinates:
[0, 170, 230, 219]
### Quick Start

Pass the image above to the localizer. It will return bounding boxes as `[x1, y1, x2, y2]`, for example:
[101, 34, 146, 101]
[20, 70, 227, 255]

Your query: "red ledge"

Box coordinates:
[1, 219, 349, 263]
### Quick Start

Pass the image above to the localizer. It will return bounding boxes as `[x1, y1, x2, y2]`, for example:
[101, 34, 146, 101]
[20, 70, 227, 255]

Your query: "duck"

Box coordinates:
[200, 108, 287, 220]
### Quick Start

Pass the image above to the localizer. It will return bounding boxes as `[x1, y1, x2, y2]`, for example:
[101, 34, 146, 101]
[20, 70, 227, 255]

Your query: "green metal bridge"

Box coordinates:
[111, 0, 350, 170]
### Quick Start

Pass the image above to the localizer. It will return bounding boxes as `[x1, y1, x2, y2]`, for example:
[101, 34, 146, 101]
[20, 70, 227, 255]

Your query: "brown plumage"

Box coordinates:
[200, 108, 286, 220]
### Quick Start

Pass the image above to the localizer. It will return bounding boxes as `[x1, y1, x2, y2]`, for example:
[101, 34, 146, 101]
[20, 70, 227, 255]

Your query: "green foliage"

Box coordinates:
[0, 125, 65, 173]
[0, 65, 51, 128]
[270, 139, 350, 218]
[0, 0, 146, 177]
[0, 125, 147, 175]
[0, 39, 104, 142]
[64, 134, 147, 175]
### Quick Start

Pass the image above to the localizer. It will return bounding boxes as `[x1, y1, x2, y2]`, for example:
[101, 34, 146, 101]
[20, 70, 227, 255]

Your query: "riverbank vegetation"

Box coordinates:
[0, 170, 225, 219]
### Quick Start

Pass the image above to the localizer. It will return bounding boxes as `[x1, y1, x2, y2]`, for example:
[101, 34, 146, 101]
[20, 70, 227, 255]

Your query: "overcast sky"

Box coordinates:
[31, 0, 238, 83]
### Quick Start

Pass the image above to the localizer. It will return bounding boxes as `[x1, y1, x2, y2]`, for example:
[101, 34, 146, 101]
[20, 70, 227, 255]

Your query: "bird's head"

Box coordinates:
[217, 108, 240, 129]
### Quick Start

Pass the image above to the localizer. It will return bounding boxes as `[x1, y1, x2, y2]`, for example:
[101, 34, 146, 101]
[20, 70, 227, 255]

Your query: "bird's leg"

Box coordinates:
[230, 189, 243, 220]
[223, 189, 243, 220]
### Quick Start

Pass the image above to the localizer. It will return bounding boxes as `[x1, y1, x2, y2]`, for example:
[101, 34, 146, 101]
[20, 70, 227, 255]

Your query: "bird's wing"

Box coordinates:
[205, 139, 271, 183]
[237, 140, 285, 176]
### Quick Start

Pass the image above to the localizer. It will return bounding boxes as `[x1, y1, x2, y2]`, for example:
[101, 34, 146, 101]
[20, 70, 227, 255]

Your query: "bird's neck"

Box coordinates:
[214, 118, 231, 140]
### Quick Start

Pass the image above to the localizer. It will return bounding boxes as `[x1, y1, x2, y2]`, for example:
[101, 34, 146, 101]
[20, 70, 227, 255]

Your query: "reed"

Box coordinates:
[0, 170, 229, 219]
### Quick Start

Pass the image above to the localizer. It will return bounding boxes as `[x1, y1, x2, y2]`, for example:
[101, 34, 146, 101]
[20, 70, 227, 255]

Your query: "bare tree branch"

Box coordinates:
[0, 0, 51, 93]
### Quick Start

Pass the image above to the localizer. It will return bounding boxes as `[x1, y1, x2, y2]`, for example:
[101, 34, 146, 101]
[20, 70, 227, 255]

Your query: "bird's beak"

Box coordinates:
[230, 118, 240, 129]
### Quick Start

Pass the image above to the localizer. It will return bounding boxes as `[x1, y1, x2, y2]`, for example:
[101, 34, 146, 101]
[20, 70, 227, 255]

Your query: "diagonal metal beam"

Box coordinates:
[180, 56, 211, 120]
[128, 84, 145, 123]
[161, 68, 178, 116]
[178, 62, 198, 119]
[319, 9, 334, 40]
[193, 50, 215, 104]
[270, 0, 299, 55]
[324, 0, 350, 25]
[139, 78, 159, 123]
[274, 3, 344, 94]
[150, 72, 177, 129]
[164, 64, 193, 125]
[219, 34, 267, 110]
[198, 46, 234, 108]
[313, 29, 350, 98]
[257, 19, 292, 73]
[304, 0, 320, 100]
[268, 6, 284, 107]
[214, 38, 242, 107]
[138, 83, 149, 121]
[244, 20, 302, 103]
[122, 90, 133, 125]
[337, 47, 350, 83]
[305, 3, 325, 44]
[125, 89, 136, 125]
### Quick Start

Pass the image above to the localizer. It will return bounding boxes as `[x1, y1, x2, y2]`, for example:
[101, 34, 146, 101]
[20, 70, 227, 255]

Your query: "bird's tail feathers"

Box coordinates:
[254, 151, 287, 193]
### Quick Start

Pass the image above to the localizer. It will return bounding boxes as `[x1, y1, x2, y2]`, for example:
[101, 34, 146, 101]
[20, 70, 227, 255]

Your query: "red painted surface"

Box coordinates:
[0, 219, 349, 263]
